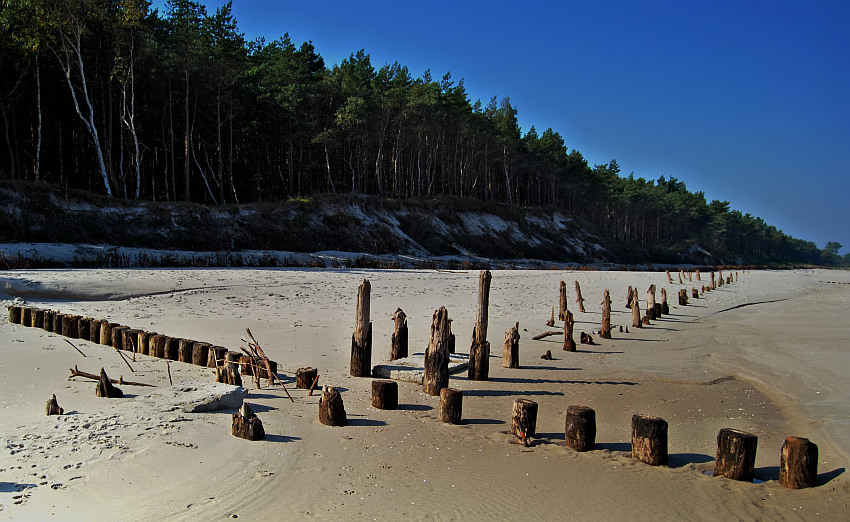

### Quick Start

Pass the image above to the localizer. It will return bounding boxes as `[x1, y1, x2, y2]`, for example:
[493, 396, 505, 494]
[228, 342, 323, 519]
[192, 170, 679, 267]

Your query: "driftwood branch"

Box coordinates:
[69, 365, 155, 387]
[245, 328, 294, 403]
[64, 339, 87, 357]
[532, 330, 562, 341]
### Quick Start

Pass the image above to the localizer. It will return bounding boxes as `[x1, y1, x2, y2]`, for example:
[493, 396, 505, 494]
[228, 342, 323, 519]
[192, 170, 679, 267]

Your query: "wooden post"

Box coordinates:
[77, 317, 90, 341]
[191, 342, 210, 366]
[123, 329, 142, 356]
[688, 270, 693, 282]
[111, 326, 129, 350]
[439, 388, 463, 424]
[390, 308, 408, 361]
[95, 368, 124, 398]
[574, 281, 586, 313]
[660, 288, 670, 315]
[62, 315, 81, 338]
[178, 338, 195, 363]
[696, 269, 701, 281]
[350, 279, 372, 377]
[296, 367, 318, 389]
[711, 271, 716, 289]
[7, 305, 21, 324]
[138, 331, 153, 356]
[678, 269, 684, 284]
[21, 307, 32, 326]
[216, 351, 242, 386]
[99, 322, 115, 346]
[600, 289, 612, 339]
[424, 306, 451, 395]
[232, 403, 265, 441]
[30, 308, 44, 329]
[646, 284, 657, 321]
[502, 322, 520, 368]
[371, 379, 398, 410]
[150, 334, 167, 359]
[89, 319, 102, 343]
[546, 307, 555, 327]
[665, 269, 672, 284]
[43, 310, 55, 331]
[631, 414, 668, 466]
[714, 428, 758, 481]
[625, 285, 633, 309]
[564, 405, 596, 452]
[469, 270, 492, 381]
[631, 287, 642, 328]
[563, 310, 576, 352]
[208, 346, 228, 368]
[46, 394, 64, 416]
[558, 280, 568, 321]
[164, 336, 179, 361]
[779, 437, 818, 489]
[691, 288, 699, 299]
[512, 399, 538, 438]
[678, 289, 689, 306]
[718, 270, 724, 287]
[52, 313, 65, 334]
[318, 386, 347, 426]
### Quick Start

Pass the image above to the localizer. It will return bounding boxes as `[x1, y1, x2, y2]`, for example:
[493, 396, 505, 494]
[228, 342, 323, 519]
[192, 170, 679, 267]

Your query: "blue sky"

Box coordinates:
[154, 0, 850, 253]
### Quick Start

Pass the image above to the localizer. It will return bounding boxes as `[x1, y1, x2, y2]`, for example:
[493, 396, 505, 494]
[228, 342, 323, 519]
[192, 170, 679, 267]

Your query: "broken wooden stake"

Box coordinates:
[390, 308, 408, 361]
[469, 270, 492, 381]
[575, 281, 586, 313]
[631, 414, 668, 466]
[439, 388, 463, 424]
[319, 386, 347, 427]
[502, 322, 520, 368]
[232, 403, 265, 441]
[541, 350, 553, 360]
[558, 280, 568, 321]
[564, 310, 576, 352]
[46, 394, 63, 416]
[600, 289, 612, 339]
[64, 339, 87, 358]
[424, 306, 451, 396]
[546, 307, 555, 327]
[95, 368, 124, 398]
[350, 279, 372, 377]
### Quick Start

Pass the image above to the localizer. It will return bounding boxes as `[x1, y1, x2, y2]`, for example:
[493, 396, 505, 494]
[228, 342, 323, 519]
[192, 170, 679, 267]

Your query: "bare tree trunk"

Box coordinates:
[558, 280, 568, 321]
[350, 279, 372, 377]
[423, 306, 450, 396]
[469, 270, 492, 381]
[600, 289, 612, 339]
[574, 281, 586, 313]
[34, 53, 42, 180]
[631, 287, 642, 328]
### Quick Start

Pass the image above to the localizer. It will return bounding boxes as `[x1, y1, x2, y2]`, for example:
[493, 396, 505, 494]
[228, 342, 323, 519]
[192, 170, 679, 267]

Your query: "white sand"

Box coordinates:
[1, 267, 848, 520]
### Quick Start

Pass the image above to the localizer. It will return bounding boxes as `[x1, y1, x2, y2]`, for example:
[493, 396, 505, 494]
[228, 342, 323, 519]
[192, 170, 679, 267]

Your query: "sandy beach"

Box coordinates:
[1, 267, 848, 520]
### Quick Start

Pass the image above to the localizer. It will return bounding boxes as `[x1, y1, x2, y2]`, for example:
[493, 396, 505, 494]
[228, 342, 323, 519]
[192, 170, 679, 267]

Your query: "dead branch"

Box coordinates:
[532, 330, 562, 341]
[69, 365, 155, 387]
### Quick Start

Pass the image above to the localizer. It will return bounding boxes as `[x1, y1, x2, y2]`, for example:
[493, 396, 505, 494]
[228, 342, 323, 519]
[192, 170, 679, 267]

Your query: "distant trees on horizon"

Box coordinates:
[0, 0, 837, 264]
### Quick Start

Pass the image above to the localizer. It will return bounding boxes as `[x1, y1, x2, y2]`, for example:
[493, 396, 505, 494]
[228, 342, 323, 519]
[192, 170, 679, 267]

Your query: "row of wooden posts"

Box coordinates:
[5, 304, 277, 387]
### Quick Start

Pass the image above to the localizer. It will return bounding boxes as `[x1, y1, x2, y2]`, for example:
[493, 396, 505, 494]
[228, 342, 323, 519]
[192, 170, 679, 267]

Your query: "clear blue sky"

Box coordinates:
[154, 0, 850, 254]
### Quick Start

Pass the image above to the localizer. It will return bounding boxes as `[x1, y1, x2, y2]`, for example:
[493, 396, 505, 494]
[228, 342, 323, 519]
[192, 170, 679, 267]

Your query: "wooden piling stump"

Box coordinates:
[502, 322, 520, 368]
[296, 367, 318, 389]
[371, 379, 398, 410]
[691, 288, 699, 299]
[390, 308, 408, 361]
[21, 307, 33, 326]
[30, 308, 45, 329]
[631, 288, 642, 328]
[7, 305, 21, 324]
[43, 310, 55, 331]
[779, 436, 818, 489]
[563, 310, 576, 352]
[77, 317, 91, 340]
[95, 368, 124, 398]
[439, 388, 463, 424]
[558, 280, 568, 321]
[46, 394, 64, 416]
[575, 281, 586, 313]
[62, 315, 81, 339]
[208, 346, 228, 368]
[121, 329, 141, 354]
[164, 337, 179, 361]
[216, 351, 242, 386]
[150, 334, 167, 358]
[565, 405, 596, 452]
[318, 386, 347, 427]
[660, 288, 670, 315]
[713, 428, 758, 481]
[350, 279, 372, 377]
[600, 289, 612, 339]
[138, 331, 153, 356]
[512, 399, 538, 438]
[631, 414, 668, 466]
[232, 403, 265, 441]
[424, 307, 451, 395]
[52, 313, 66, 334]
[191, 342, 210, 366]
[89, 319, 102, 343]
[178, 338, 195, 363]
[111, 326, 129, 349]
[99, 322, 115, 345]
[469, 270, 492, 381]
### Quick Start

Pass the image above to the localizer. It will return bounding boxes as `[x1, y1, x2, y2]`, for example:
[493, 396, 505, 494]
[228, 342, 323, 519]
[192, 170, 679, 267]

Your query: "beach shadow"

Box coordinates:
[346, 417, 387, 427]
[520, 365, 578, 371]
[245, 392, 284, 400]
[609, 338, 661, 343]
[400, 404, 433, 411]
[535, 431, 566, 442]
[595, 442, 631, 452]
[244, 403, 277, 414]
[818, 467, 845, 485]
[754, 466, 780, 482]
[480, 376, 580, 385]
[668, 452, 714, 468]
[463, 389, 565, 398]
[575, 349, 624, 354]
[0, 482, 36, 493]
[463, 418, 505, 425]
[264, 434, 301, 443]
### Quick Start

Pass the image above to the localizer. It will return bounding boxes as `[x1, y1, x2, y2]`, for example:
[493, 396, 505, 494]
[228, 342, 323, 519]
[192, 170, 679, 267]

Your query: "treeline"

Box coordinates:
[0, 0, 834, 264]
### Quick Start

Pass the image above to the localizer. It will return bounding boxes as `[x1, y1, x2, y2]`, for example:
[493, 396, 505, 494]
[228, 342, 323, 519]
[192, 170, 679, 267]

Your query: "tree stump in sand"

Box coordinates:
[565, 405, 596, 452]
[77, 317, 90, 341]
[371, 379, 398, 410]
[558, 280, 568, 321]
[95, 368, 124, 398]
[447, 327, 456, 355]
[691, 288, 699, 299]
[502, 322, 520, 368]
[563, 310, 576, 352]
[575, 281, 586, 313]
[660, 288, 670, 315]
[713, 428, 758, 481]
[178, 338, 195, 363]
[350, 279, 372, 377]
[600, 289, 612, 339]
[779, 437, 818, 489]
[150, 334, 166, 359]
[631, 414, 668, 466]
[62, 315, 81, 339]
[318, 386, 347, 427]
[631, 288, 642, 328]
[580, 332, 594, 345]
[239, 355, 256, 376]
[7, 305, 21, 324]
[469, 270, 492, 381]
[89, 319, 102, 343]
[296, 367, 318, 389]
[541, 350, 553, 360]
[512, 399, 538, 439]
[390, 308, 408, 361]
[99, 322, 115, 345]
[164, 337, 179, 361]
[439, 388, 463, 424]
[718, 270, 724, 287]
[546, 306, 555, 327]
[646, 284, 657, 321]
[424, 306, 451, 395]
[43, 310, 55, 331]
[46, 394, 63, 416]
[232, 403, 265, 441]
[191, 342, 210, 366]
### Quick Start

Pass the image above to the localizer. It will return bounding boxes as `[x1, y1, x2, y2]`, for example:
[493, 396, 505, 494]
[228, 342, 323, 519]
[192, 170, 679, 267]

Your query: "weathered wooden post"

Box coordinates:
[502, 322, 520, 368]
[439, 388, 463, 424]
[512, 399, 538, 438]
[89, 319, 102, 343]
[600, 289, 612, 339]
[21, 307, 32, 326]
[424, 306, 451, 395]
[350, 279, 372, 377]
[691, 288, 699, 299]
[111, 325, 129, 349]
[779, 436, 818, 489]
[62, 315, 81, 338]
[660, 288, 670, 315]
[43, 309, 55, 331]
[625, 285, 634, 309]
[390, 308, 408, 361]
[296, 367, 318, 389]
[563, 310, 576, 352]
[232, 403, 265, 441]
[7, 305, 21, 324]
[546, 306, 555, 327]
[77, 317, 90, 341]
[162, 336, 179, 361]
[631, 287, 642, 328]
[99, 322, 115, 346]
[688, 270, 693, 283]
[208, 346, 228, 368]
[714, 428, 758, 481]
[678, 269, 684, 284]
[718, 270, 724, 287]
[52, 313, 65, 334]
[678, 289, 689, 306]
[665, 270, 672, 284]
[711, 271, 716, 289]
[574, 281, 586, 313]
[178, 338, 195, 363]
[216, 351, 242, 386]
[468, 270, 492, 381]
[558, 280, 568, 321]
[565, 405, 596, 452]
[371, 379, 398, 410]
[123, 329, 142, 357]
[631, 414, 668, 466]
[95, 368, 123, 398]
[46, 394, 63, 416]
[150, 334, 166, 359]
[696, 269, 701, 281]
[646, 284, 657, 321]
[192, 342, 210, 366]
[318, 386, 347, 426]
